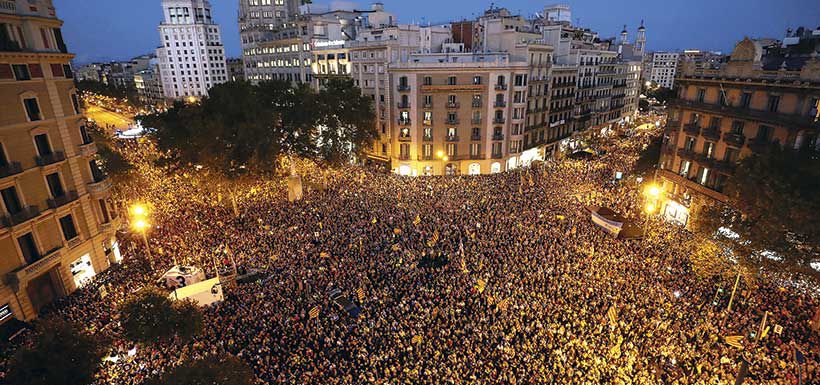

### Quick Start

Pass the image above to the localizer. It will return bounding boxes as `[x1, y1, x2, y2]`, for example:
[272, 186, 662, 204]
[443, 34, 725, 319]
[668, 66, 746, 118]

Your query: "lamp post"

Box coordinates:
[129, 203, 155, 260]
[436, 150, 449, 176]
[642, 184, 663, 240]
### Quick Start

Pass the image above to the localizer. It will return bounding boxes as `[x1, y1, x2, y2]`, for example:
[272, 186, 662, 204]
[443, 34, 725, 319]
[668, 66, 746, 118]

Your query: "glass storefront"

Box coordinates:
[70, 254, 96, 288]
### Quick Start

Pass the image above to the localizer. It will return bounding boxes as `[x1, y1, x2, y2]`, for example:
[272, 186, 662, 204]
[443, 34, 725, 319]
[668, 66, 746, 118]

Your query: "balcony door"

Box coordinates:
[1, 186, 22, 214]
[46, 173, 65, 198]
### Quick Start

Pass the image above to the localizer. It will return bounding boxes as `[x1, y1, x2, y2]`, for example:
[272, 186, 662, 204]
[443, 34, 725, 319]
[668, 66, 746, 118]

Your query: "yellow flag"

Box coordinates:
[476, 279, 487, 294]
[413, 215, 421, 226]
[319, 222, 323, 230]
[412, 335, 423, 344]
[372, 218, 377, 224]
[724, 335, 744, 349]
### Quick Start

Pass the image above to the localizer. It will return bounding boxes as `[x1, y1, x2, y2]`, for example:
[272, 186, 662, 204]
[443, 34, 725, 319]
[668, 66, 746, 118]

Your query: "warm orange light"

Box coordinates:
[130, 204, 147, 217]
[645, 184, 662, 199]
[645, 203, 656, 214]
[436, 150, 445, 159]
[442, 156, 449, 162]
[132, 219, 150, 232]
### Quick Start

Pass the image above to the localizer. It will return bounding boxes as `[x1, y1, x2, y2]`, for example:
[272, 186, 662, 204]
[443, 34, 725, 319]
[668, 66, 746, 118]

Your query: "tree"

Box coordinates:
[87, 123, 134, 184]
[632, 135, 662, 177]
[5, 318, 108, 385]
[119, 287, 203, 343]
[691, 145, 820, 281]
[144, 356, 256, 385]
[315, 78, 377, 165]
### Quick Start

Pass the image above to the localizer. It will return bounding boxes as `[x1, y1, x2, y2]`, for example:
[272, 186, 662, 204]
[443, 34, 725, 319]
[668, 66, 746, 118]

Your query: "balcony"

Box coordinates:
[398, 153, 411, 161]
[472, 101, 482, 108]
[669, 99, 820, 132]
[493, 117, 506, 124]
[722, 132, 746, 147]
[8, 247, 63, 286]
[0, 162, 23, 179]
[713, 159, 737, 173]
[702, 127, 721, 141]
[397, 118, 412, 126]
[397, 102, 410, 109]
[683, 123, 700, 136]
[423, 119, 432, 126]
[493, 133, 504, 141]
[35, 152, 66, 167]
[470, 153, 484, 159]
[494, 101, 507, 108]
[471, 134, 481, 141]
[88, 175, 112, 197]
[423, 103, 433, 109]
[398, 134, 412, 142]
[77, 142, 97, 157]
[47, 190, 79, 209]
[446, 118, 460, 125]
[446, 102, 460, 109]
[422, 135, 433, 142]
[445, 135, 460, 142]
[491, 152, 503, 159]
[748, 138, 773, 153]
[677, 148, 697, 160]
[471, 118, 482, 125]
[397, 85, 411, 92]
[0, 206, 41, 228]
[418, 155, 433, 161]
[494, 84, 508, 91]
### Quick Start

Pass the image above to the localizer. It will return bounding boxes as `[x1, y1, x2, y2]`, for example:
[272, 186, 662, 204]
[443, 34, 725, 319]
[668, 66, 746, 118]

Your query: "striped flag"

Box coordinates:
[426, 230, 439, 247]
[357, 287, 365, 303]
[607, 305, 618, 326]
[476, 279, 487, 294]
[724, 335, 744, 349]
[309, 306, 320, 319]
[413, 215, 421, 226]
[460, 257, 469, 273]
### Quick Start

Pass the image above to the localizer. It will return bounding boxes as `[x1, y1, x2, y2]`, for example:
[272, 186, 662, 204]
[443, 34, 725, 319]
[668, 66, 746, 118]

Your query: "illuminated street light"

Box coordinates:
[436, 150, 444, 159]
[130, 203, 147, 217]
[644, 184, 662, 199]
[129, 203, 153, 260]
[645, 203, 656, 214]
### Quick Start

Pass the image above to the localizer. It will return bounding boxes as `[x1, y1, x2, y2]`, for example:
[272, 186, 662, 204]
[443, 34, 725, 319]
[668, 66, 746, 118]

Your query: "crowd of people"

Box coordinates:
[1, 119, 817, 384]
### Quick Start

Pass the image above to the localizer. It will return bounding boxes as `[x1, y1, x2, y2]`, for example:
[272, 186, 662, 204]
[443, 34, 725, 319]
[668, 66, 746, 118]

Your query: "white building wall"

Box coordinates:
[649, 52, 679, 89]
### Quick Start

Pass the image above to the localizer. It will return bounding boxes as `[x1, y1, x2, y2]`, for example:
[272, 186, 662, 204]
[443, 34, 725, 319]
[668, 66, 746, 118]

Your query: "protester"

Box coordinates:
[1, 119, 816, 385]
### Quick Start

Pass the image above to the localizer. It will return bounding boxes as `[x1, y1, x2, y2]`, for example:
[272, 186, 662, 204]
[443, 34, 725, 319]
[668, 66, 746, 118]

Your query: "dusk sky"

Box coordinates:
[56, 0, 819, 65]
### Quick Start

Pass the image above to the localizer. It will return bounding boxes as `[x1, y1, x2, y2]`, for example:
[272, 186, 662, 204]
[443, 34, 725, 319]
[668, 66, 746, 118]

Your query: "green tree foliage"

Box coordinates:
[5, 318, 108, 385]
[143, 79, 375, 176]
[144, 356, 256, 385]
[86, 123, 134, 185]
[633, 134, 662, 177]
[119, 287, 203, 343]
[691, 145, 820, 281]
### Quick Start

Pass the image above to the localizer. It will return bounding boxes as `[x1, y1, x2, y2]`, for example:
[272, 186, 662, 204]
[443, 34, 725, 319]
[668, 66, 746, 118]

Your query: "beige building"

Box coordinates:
[0, 0, 120, 323]
[658, 34, 820, 226]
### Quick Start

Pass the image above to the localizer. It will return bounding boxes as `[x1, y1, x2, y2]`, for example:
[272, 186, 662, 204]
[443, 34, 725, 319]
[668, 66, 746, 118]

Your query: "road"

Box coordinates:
[85, 105, 134, 131]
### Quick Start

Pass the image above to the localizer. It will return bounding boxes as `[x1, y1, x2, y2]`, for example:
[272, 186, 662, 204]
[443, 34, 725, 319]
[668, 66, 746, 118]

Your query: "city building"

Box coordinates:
[649, 51, 679, 88]
[657, 31, 820, 226]
[134, 62, 165, 106]
[75, 63, 103, 82]
[227, 57, 244, 81]
[156, 0, 228, 100]
[0, 0, 121, 324]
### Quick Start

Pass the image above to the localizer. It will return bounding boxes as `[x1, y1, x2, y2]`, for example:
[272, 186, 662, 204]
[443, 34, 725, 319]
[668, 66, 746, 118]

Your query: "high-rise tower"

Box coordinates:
[635, 20, 646, 57]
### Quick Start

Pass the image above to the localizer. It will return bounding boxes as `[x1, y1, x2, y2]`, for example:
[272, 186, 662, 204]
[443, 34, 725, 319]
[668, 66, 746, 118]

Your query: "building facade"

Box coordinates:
[0, 0, 121, 323]
[649, 51, 679, 89]
[657, 34, 820, 226]
[156, 0, 228, 99]
[227, 57, 245, 81]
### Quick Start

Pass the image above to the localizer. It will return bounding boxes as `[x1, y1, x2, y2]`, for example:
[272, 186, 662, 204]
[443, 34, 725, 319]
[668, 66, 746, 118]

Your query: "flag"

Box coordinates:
[760, 326, 770, 340]
[497, 297, 511, 312]
[371, 218, 377, 224]
[413, 215, 421, 226]
[460, 257, 468, 273]
[412, 335, 423, 345]
[318, 221, 323, 230]
[607, 305, 617, 326]
[724, 335, 744, 349]
[320, 252, 329, 258]
[476, 279, 487, 294]
[357, 287, 365, 303]
[427, 230, 439, 247]
[773, 324, 783, 335]
[309, 306, 320, 319]
[794, 346, 806, 364]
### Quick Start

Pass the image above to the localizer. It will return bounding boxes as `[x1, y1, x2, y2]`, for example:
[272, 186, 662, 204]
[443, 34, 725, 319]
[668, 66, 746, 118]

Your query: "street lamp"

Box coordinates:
[644, 202, 656, 238]
[129, 203, 153, 260]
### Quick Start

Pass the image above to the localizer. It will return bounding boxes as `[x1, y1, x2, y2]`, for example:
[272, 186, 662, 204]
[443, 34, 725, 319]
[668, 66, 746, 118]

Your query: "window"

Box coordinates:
[423, 111, 432, 124]
[678, 160, 691, 177]
[447, 143, 456, 156]
[399, 143, 409, 157]
[447, 127, 457, 138]
[470, 143, 480, 156]
[708, 117, 721, 130]
[59, 215, 78, 241]
[12, 64, 30, 80]
[473, 76, 482, 85]
[34, 134, 51, 156]
[756, 125, 772, 141]
[696, 166, 710, 185]
[1, 186, 22, 214]
[696, 89, 705, 103]
[24, 98, 42, 121]
[422, 144, 432, 157]
[514, 74, 525, 87]
[767, 95, 780, 112]
[423, 127, 432, 139]
[98, 199, 110, 224]
[46, 173, 64, 198]
[79, 125, 92, 145]
[472, 94, 481, 107]
[423, 95, 432, 106]
[492, 142, 502, 156]
[17, 233, 40, 264]
[718, 91, 727, 106]
[71, 94, 80, 114]
[448, 76, 457, 85]
[739, 92, 752, 108]
[423, 76, 432, 86]
[471, 127, 480, 138]
[684, 136, 696, 151]
[724, 147, 739, 163]
[731, 121, 744, 135]
[703, 142, 715, 158]
[497, 75, 505, 86]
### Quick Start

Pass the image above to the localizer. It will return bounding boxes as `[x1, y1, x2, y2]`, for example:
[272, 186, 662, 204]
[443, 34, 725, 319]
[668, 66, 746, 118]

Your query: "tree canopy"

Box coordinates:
[142, 78, 375, 178]
[119, 286, 203, 343]
[144, 356, 256, 385]
[691, 144, 820, 281]
[633, 134, 662, 177]
[5, 318, 108, 385]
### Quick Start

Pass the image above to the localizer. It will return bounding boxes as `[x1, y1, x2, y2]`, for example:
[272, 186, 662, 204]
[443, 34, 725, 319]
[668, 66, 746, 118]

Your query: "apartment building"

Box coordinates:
[657, 33, 820, 226]
[227, 57, 245, 81]
[649, 51, 679, 89]
[0, 0, 121, 323]
[156, 0, 228, 99]
[134, 63, 165, 106]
